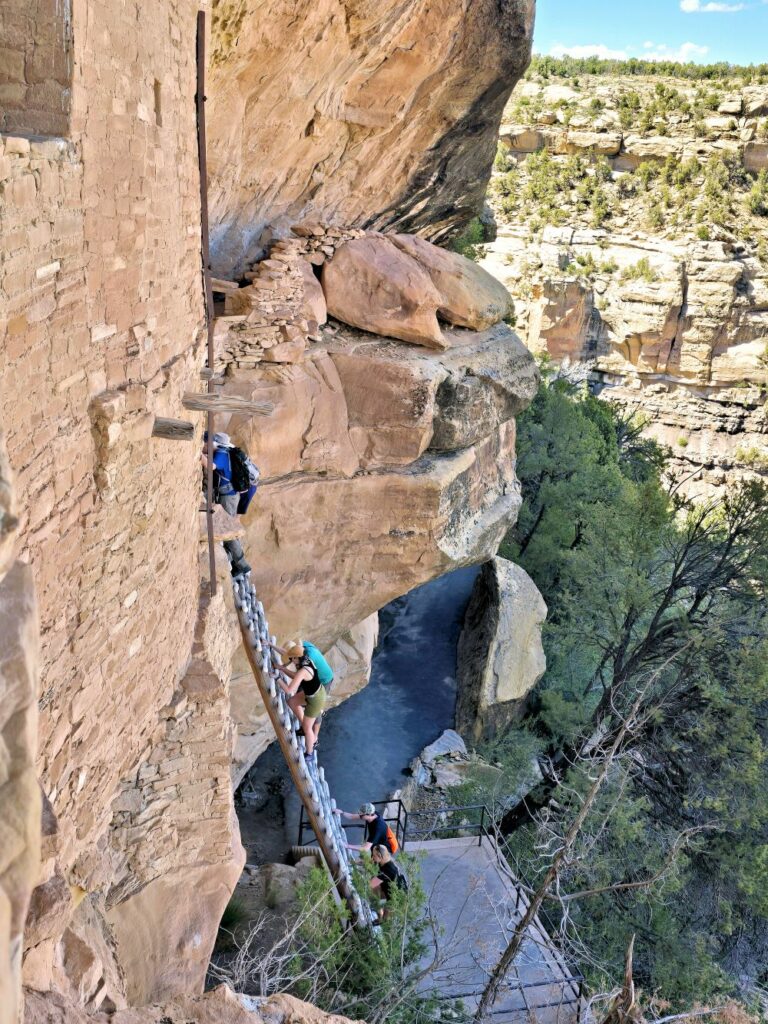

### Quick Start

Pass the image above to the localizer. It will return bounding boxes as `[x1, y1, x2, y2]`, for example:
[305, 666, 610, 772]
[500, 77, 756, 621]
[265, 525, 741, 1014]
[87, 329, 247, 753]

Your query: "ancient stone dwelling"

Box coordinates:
[0, 0, 536, 1021]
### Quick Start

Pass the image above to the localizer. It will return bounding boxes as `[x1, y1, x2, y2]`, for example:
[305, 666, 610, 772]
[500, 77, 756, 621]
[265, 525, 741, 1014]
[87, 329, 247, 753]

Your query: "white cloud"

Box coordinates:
[548, 40, 710, 64]
[643, 41, 710, 61]
[549, 43, 629, 60]
[680, 0, 746, 11]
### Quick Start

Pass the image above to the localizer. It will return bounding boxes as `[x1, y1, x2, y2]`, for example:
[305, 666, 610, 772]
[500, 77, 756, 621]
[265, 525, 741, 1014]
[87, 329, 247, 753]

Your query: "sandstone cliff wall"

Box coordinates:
[206, 0, 535, 275]
[484, 73, 768, 495]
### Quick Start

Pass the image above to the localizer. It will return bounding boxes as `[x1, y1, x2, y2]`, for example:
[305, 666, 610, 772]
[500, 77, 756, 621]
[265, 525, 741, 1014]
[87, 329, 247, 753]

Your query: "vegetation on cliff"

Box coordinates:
[490, 374, 768, 1007]
[527, 55, 768, 84]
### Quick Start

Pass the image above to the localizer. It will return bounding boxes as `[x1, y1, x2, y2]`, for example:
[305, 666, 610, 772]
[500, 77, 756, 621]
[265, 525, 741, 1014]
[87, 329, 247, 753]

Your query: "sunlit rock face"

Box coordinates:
[456, 557, 546, 743]
[207, 0, 535, 275]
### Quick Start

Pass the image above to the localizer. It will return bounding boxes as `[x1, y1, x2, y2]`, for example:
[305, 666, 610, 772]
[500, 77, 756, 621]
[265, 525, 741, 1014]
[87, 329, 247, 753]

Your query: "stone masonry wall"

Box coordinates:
[0, 0, 244, 1008]
[0, 0, 73, 137]
[215, 222, 364, 369]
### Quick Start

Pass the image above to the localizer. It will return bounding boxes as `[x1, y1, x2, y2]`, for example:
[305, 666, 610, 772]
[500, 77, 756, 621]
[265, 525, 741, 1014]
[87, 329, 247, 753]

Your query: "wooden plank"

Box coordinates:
[210, 276, 239, 292]
[182, 392, 273, 416]
[152, 417, 195, 441]
[199, 368, 226, 384]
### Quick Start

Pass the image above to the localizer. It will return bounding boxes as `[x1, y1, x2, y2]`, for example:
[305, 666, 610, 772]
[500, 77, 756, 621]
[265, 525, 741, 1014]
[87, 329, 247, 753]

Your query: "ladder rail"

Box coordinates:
[232, 575, 368, 929]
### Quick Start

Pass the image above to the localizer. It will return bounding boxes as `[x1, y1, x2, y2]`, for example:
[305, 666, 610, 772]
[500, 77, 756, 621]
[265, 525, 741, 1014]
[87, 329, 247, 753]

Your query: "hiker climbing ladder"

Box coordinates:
[231, 572, 368, 929]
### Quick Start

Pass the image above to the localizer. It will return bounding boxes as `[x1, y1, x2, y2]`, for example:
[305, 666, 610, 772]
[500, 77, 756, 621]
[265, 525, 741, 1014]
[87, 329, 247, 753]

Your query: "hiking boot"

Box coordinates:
[230, 559, 252, 578]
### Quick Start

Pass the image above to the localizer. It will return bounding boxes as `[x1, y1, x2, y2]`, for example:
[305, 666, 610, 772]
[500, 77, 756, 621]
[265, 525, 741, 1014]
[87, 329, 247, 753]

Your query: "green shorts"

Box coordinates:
[302, 685, 326, 719]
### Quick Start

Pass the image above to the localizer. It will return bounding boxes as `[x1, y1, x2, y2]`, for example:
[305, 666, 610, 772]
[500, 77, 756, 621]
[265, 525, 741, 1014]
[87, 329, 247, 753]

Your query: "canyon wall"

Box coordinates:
[206, 0, 535, 275]
[1, 0, 538, 1018]
[484, 73, 768, 495]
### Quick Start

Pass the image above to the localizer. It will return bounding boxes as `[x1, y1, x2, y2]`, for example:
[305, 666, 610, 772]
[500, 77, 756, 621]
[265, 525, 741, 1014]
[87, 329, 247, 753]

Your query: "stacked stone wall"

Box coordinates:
[0, 0, 244, 1006]
[215, 223, 364, 368]
[0, 0, 73, 137]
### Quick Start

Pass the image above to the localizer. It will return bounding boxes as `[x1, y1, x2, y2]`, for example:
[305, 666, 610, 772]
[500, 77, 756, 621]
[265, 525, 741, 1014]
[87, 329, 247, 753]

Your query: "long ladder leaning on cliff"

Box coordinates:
[230, 571, 368, 929]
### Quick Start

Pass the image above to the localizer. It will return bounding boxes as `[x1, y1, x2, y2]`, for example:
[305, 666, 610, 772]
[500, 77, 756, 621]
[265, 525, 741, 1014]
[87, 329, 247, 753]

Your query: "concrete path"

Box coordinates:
[407, 836, 582, 1024]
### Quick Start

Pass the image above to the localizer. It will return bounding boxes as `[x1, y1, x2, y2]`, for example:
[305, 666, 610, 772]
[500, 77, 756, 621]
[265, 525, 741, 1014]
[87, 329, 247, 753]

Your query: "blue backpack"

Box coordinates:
[303, 641, 334, 687]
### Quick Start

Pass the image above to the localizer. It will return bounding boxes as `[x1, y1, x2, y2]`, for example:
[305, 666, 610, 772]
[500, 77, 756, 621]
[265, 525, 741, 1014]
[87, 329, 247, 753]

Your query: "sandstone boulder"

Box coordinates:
[718, 96, 743, 116]
[744, 91, 768, 117]
[98, 986, 363, 1024]
[242, 421, 521, 648]
[744, 142, 768, 173]
[500, 127, 544, 153]
[456, 557, 547, 743]
[615, 135, 682, 170]
[327, 322, 538, 463]
[299, 260, 327, 330]
[565, 130, 622, 156]
[391, 233, 514, 330]
[321, 236, 446, 348]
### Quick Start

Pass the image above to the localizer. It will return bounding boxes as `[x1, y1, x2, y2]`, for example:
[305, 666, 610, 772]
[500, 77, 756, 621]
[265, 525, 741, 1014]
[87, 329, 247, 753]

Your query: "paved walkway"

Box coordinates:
[407, 836, 582, 1024]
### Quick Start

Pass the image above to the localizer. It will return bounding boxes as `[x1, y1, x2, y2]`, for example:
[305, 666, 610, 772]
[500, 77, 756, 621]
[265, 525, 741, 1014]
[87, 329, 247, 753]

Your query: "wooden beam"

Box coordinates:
[199, 368, 226, 384]
[182, 392, 273, 416]
[210, 276, 239, 292]
[152, 417, 195, 441]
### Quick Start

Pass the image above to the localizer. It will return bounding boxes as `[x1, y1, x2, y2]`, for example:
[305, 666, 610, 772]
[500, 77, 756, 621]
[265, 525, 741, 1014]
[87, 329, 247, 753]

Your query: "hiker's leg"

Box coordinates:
[224, 539, 251, 576]
[287, 692, 305, 724]
[302, 714, 317, 755]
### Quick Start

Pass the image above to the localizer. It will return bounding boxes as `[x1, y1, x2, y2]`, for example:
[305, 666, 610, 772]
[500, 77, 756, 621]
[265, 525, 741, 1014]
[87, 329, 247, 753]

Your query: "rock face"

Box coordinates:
[206, 0, 535, 274]
[456, 558, 547, 743]
[321, 236, 447, 347]
[487, 71, 768, 494]
[222, 322, 538, 652]
[391, 233, 515, 330]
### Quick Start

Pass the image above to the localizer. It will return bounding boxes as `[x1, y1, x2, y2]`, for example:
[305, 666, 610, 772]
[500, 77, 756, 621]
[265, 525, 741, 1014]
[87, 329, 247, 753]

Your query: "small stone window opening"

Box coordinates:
[0, 0, 73, 138]
[153, 78, 162, 127]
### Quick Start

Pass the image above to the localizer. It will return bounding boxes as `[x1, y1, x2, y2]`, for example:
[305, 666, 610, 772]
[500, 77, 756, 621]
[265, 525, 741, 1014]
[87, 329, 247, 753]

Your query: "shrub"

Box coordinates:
[620, 257, 658, 283]
[697, 224, 711, 240]
[734, 446, 768, 469]
[450, 217, 486, 262]
[746, 170, 768, 217]
[493, 143, 509, 172]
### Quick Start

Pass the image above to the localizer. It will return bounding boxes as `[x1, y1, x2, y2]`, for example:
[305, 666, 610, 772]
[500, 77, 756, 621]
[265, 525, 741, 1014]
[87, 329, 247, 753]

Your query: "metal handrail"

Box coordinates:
[295, 796, 584, 1017]
[298, 797, 408, 850]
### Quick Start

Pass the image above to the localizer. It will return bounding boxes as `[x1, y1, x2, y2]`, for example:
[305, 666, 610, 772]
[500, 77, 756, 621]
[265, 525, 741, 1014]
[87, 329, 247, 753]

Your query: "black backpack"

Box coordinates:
[229, 446, 251, 492]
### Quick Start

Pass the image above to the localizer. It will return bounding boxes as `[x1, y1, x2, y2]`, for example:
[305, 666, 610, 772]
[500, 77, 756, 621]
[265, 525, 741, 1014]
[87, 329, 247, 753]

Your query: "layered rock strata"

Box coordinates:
[456, 557, 547, 743]
[483, 227, 768, 494]
[207, 0, 536, 275]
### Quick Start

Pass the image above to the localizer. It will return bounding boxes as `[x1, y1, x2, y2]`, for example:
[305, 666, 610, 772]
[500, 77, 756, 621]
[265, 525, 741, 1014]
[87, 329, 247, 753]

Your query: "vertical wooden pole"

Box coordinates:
[196, 9, 217, 597]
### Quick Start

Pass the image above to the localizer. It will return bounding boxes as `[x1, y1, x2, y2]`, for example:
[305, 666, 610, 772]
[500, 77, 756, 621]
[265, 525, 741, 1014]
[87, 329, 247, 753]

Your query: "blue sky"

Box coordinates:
[534, 0, 768, 65]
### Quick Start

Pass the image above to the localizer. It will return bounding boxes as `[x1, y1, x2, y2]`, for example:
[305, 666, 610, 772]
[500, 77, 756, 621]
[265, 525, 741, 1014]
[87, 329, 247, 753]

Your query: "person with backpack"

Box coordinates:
[334, 802, 399, 856]
[201, 432, 260, 578]
[369, 844, 408, 920]
[271, 640, 333, 759]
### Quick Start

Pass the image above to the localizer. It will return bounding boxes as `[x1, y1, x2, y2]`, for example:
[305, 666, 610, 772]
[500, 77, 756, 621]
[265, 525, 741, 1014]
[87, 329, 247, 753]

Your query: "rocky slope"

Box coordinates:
[482, 70, 768, 494]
